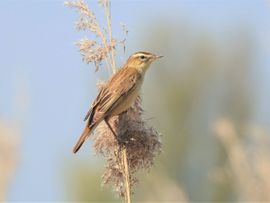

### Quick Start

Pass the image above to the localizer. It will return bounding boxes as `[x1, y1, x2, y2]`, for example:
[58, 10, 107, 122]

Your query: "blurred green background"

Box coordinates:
[1, 0, 270, 202]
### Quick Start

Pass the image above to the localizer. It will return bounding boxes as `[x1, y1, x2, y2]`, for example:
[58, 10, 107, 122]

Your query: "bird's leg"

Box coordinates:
[104, 118, 118, 141]
[120, 109, 128, 115]
[104, 118, 125, 164]
[104, 118, 126, 148]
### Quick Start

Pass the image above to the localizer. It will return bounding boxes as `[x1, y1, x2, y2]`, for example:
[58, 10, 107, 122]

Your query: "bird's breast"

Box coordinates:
[111, 80, 142, 116]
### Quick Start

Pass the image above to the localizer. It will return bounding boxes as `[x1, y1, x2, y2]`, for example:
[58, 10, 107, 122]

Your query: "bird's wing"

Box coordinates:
[85, 68, 140, 127]
[83, 87, 105, 122]
[101, 70, 140, 114]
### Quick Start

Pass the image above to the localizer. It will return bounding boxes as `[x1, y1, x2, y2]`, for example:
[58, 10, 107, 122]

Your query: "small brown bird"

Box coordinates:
[73, 51, 163, 153]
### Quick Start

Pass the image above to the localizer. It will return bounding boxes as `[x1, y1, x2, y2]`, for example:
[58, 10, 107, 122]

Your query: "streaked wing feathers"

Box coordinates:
[84, 67, 140, 127]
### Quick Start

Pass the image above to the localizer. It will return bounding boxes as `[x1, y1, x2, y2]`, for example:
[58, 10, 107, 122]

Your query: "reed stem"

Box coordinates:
[122, 147, 131, 203]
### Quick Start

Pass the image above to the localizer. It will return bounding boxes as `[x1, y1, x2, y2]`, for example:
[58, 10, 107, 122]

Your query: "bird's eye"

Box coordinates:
[140, 55, 146, 60]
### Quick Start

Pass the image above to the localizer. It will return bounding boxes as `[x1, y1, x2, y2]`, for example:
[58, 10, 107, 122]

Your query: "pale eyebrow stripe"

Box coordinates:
[133, 52, 152, 58]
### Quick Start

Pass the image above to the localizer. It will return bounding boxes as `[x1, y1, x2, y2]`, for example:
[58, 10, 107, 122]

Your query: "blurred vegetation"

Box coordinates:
[0, 121, 19, 201]
[64, 161, 114, 201]
[139, 21, 254, 201]
[65, 17, 265, 202]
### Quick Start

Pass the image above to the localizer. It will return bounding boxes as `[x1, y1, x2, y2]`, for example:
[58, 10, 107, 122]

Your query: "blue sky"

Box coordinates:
[1, 0, 270, 201]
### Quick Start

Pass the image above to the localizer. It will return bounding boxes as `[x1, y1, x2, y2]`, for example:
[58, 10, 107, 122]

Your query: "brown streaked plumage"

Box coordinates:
[73, 51, 163, 153]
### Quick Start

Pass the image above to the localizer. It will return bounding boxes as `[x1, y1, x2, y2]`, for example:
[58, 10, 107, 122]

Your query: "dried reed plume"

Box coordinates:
[94, 92, 162, 197]
[66, 0, 162, 201]
[65, 0, 124, 73]
[214, 119, 270, 201]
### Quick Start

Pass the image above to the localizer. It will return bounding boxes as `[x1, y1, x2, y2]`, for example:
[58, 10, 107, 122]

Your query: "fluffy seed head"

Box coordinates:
[93, 82, 162, 197]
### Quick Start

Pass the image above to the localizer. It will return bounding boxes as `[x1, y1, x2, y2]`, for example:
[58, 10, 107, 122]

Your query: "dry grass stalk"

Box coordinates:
[66, 0, 161, 201]
[214, 118, 270, 201]
[94, 95, 162, 197]
[65, 0, 125, 73]
[122, 147, 131, 203]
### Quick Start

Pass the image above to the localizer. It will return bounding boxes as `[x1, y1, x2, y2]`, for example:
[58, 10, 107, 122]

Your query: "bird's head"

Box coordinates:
[126, 51, 163, 73]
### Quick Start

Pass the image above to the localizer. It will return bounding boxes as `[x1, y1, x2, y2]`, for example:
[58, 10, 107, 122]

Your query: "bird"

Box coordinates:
[73, 51, 163, 153]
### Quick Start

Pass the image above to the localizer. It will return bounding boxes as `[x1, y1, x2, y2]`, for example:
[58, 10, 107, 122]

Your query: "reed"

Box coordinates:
[66, 0, 162, 201]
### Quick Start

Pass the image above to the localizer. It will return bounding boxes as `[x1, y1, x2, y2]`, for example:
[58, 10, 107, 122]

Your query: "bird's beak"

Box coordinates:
[155, 55, 163, 59]
[151, 55, 163, 61]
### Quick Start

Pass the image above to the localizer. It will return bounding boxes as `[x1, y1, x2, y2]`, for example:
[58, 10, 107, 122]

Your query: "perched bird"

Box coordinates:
[73, 51, 163, 153]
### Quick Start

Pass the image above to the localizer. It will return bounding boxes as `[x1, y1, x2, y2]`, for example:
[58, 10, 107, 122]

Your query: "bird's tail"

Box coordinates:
[73, 126, 92, 153]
